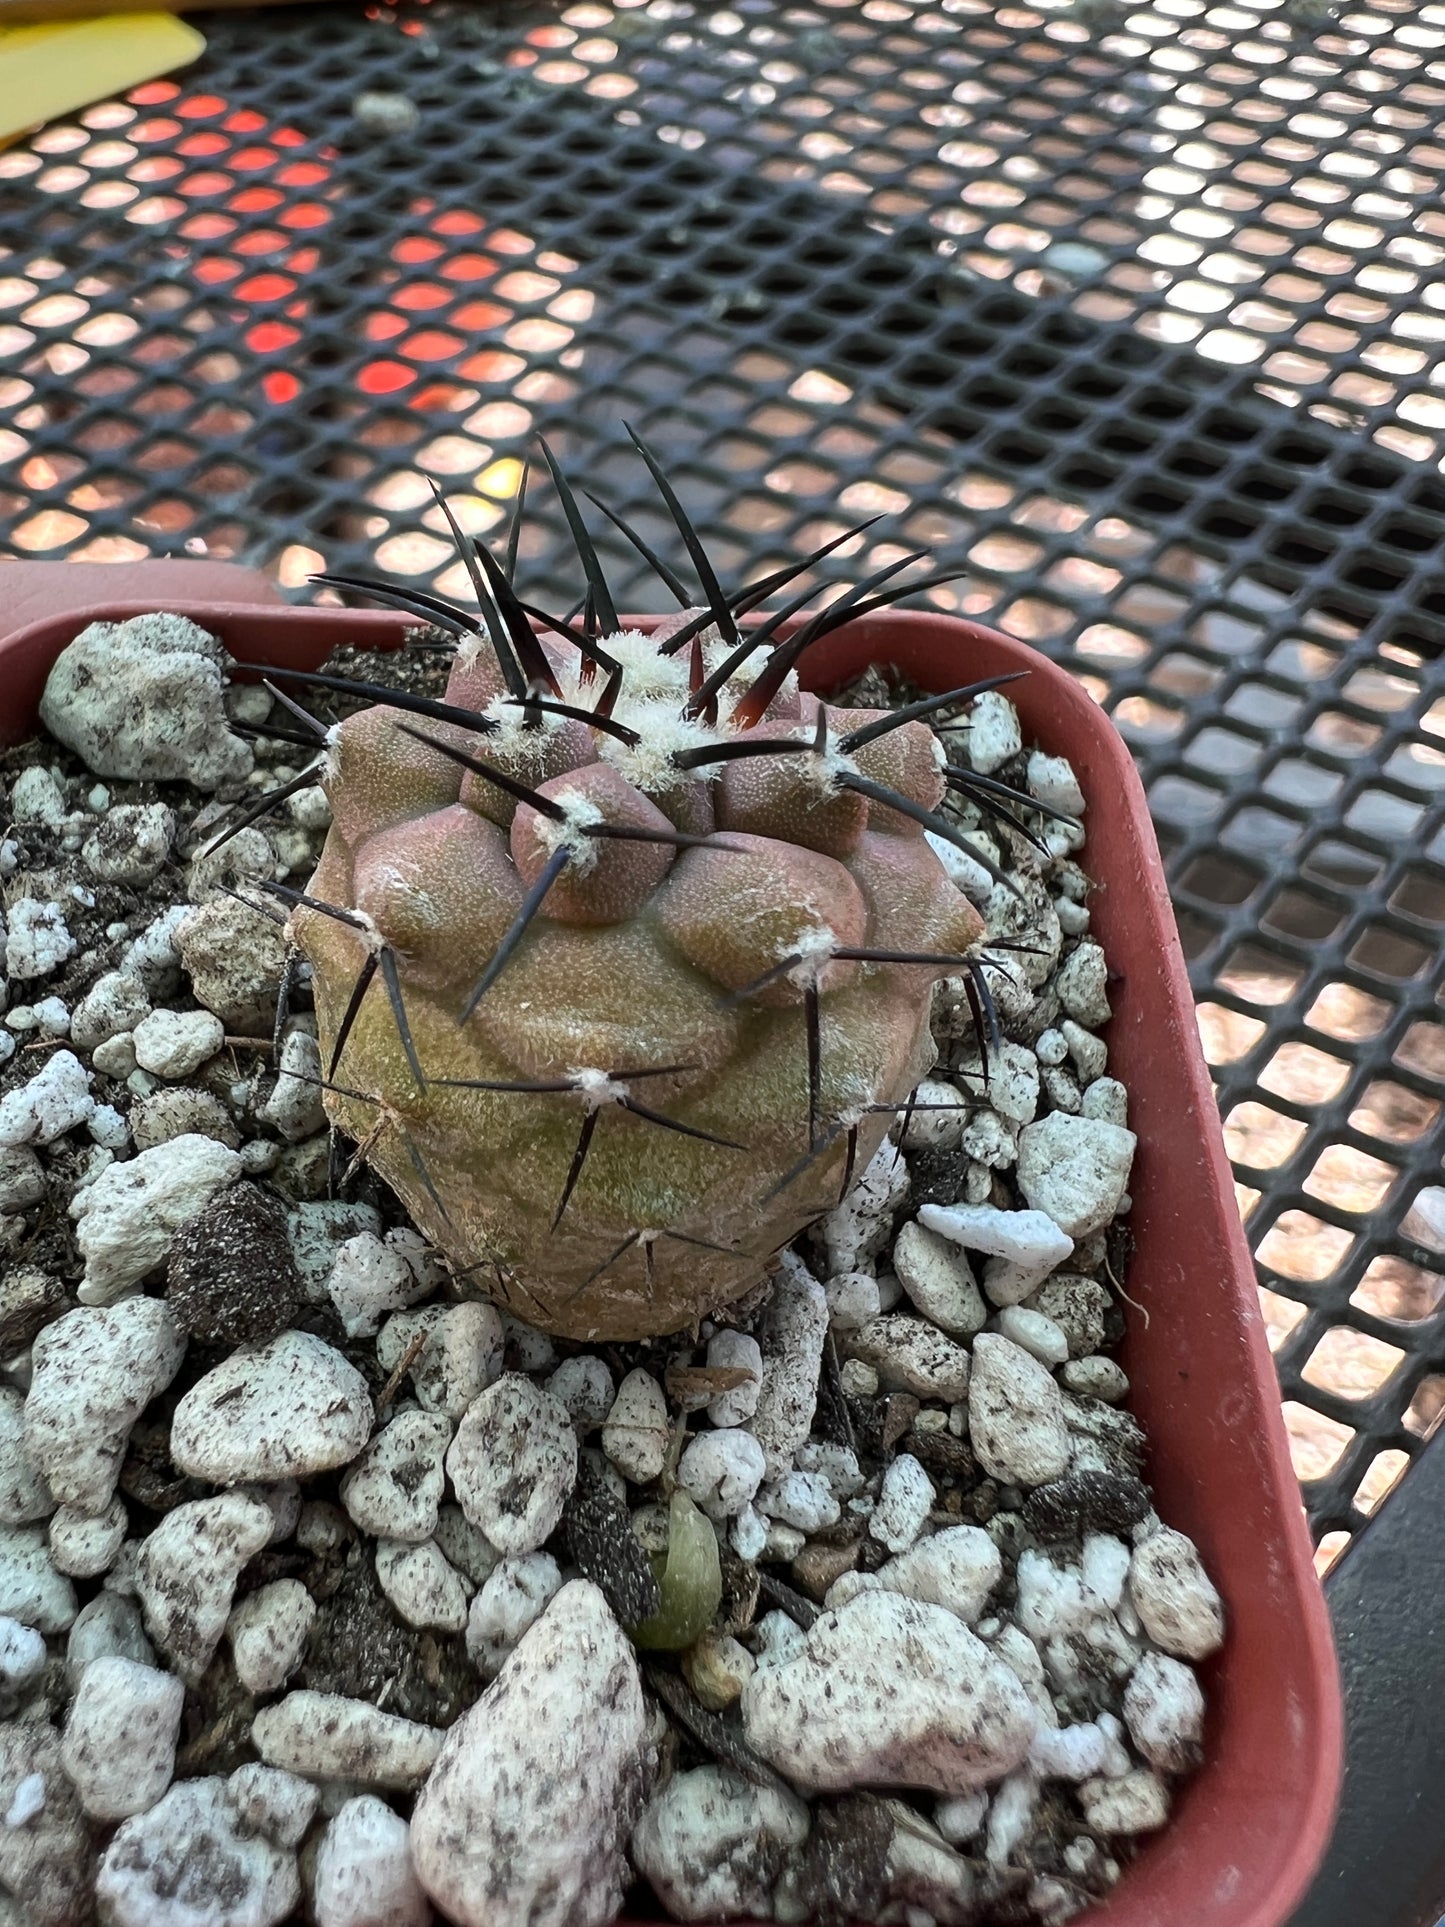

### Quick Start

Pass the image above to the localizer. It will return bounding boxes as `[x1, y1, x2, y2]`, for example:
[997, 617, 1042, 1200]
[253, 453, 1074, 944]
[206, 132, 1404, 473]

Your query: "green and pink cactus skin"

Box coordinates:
[289, 619, 981, 1341]
[260, 447, 1004, 1340]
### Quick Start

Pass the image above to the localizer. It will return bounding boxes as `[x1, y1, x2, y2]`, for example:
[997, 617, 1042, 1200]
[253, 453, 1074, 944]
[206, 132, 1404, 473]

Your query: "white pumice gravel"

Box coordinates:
[135, 1492, 275, 1683]
[25, 1298, 186, 1513]
[314, 1794, 430, 1927]
[69, 1131, 242, 1303]
[446, 1373, 577, 1555]
[871, 1452, 935, 1552]
[131, 1006, 225, 1080]
[170, 1329, 373, 1484]
[227, 1578, 317, 1697]
[743, 1591, 1037, 1795]
[464, 1550, 563, 1676]
[0, 656, 1228, 1927]
[59, 1655, 185, 1821]
[412, 1581, 654, 1927]
[340, 1408, 452, 1541]
[0, 1047, 94, 1147]
[252, 1691, 444, 1790]
[375, 1538, 469, 1632]
[601, 1367, 670, 1484]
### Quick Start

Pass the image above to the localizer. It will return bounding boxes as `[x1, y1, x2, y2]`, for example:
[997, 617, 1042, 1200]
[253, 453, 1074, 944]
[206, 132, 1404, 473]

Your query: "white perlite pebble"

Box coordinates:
[0, 1523, 76, 1631]
[823, 1270, 881, 1330]
[340, 1410, 452, 1541]
[228, 1580, 316, 1697]
[257, 1028, 326, 1141]
[135, 1492, 274, 1683]
[1016, 1113, 1136, 1241]
[894, 1221, 986, 1337]
[96, 1774, 298, 1927]
[742, 1591, 1036, 1795]
[287, 1200, 383, 1297]
[0, 1615, 46, 1699]
[997, 1305, 1071, 1368]
[917, 1202, 1074, 1306]
[82, 801, 174, 885]
[705, 1333, 762, 1425]
[900, 1077, 971, 1152]
[70, 1132, 242, 1304]
[465, 1551, 563, 1676]
[253, 1692, 443, 1790]
[1054, 941, 1111, 1028]
[49, 1499, 127, 1578]
[26, 1298, 186, 1514]
[412, 1582, 654, 1927]
[968, 1334, 1070, 1487]
[1028, 1721, 1111, 1782]
[70, 970, 152, 1053]
[314, 1796, 429, 1927]
[376, 1303, 504, 1420]
[1128, 1527, 1225, 1660]
[1082, 1075, 1129, 1126]
[935, 1790, 988, 1844]
[959, 1039, 1040, 1126]
[1026, 751, 1086, 818]
[88, 1104, 130, 1151]
[132, 1008, 225, 1080]
[446, 1374, 577, 1556]
[830, 1526, 1002, 1626]
[375, 1540, 468, 1633]
[842, 1314, 972, 1402]
[871, 1453, 935, 1553]
[959, 690, 1022, 773]
[756, 1469, 839, 1534]
[1123, 1651, 1205, 1772]
[0, 1385, 52, 1525]
[60, 1656, 184, 1821]
[1061, 1355, 1130, 1402]
[631, 1765, 809, 1922]
[170, 1331, 373, 1485]
[4, 901, 75, 982]
[41, 614, 253, 791]
[601, 1369, 670, 1485]
[66, 1592, 156, 1687]
[0, 1048, 93, 1147]
[677, 1427, 768, 1524]
[11, 765, 68, 826]
[432, 1507, 501, 1589]
[545, 1356, 616, 1435]
[1078, 1766, 1170, 1835]
[227, 1763, 318, 1851]
[821, 1139, 909, 1275]
[745, 1251, 829, 1479]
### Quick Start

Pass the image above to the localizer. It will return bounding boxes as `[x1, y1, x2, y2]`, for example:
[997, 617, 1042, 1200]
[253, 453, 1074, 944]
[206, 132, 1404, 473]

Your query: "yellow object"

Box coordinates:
[0, 14, 204, 146]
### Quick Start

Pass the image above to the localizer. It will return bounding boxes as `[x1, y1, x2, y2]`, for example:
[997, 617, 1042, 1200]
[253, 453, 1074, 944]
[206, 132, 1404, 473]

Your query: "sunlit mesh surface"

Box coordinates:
[4, 0, 1445, 1565]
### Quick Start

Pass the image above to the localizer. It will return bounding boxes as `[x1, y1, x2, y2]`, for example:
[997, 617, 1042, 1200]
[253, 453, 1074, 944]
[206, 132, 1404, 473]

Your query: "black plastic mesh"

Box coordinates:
[4, 0, 1445, 1563]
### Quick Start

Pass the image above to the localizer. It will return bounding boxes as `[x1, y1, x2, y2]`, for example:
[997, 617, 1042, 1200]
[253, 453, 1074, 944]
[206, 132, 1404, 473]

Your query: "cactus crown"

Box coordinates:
[221, 434, 1062, 1340]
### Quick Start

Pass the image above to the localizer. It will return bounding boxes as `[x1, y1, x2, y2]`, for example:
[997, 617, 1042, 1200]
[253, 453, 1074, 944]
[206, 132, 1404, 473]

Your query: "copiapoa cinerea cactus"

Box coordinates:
[220, 433, 1065, 1340]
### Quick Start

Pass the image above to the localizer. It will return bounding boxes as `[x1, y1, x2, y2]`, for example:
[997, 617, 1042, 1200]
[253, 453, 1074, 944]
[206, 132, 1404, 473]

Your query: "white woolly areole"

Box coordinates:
[599, 705, 723, 794]
[478, 698, 573, 773]
[570, 1067, 629, 1111]
[786, 923, 839, 989]
[530, 789, 604, 876]
[454, 631, 492, 672]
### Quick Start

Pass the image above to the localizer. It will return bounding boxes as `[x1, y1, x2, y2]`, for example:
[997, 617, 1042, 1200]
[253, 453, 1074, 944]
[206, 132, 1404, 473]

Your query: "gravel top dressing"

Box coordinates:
[0, 610, 1223, 1927]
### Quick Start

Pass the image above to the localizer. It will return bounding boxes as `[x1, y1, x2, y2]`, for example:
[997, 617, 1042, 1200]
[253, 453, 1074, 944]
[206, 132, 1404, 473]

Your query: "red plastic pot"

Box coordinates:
[0, 560, 1341, 1927]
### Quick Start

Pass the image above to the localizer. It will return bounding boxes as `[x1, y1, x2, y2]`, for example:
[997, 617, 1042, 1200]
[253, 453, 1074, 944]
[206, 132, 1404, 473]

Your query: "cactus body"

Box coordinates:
[283, 467, 991, 1339]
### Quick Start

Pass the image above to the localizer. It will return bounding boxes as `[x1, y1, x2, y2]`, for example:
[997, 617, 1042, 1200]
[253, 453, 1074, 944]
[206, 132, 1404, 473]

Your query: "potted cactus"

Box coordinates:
[0, 436, 1337, 1927]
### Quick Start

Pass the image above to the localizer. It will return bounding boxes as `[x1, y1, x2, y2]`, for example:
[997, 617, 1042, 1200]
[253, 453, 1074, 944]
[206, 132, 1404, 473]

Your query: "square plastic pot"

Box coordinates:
[0, 560, 1341, 1927]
